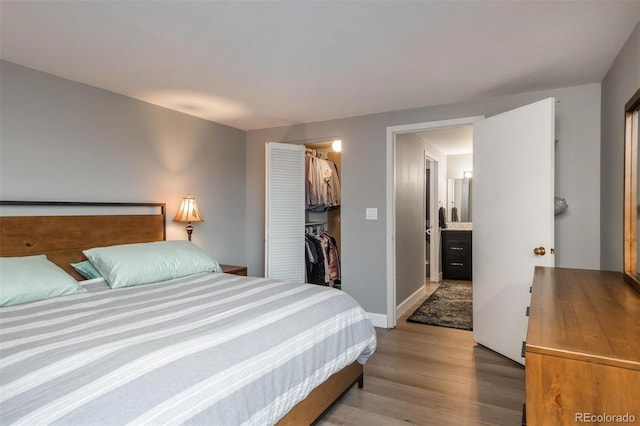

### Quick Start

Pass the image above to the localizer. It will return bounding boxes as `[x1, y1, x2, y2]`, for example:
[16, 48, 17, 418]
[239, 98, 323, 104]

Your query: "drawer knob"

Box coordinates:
[533, 247, 546, 256]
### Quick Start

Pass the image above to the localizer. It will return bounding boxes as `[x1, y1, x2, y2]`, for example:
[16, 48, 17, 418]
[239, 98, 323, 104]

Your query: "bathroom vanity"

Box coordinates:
[441, 226, 472, 280]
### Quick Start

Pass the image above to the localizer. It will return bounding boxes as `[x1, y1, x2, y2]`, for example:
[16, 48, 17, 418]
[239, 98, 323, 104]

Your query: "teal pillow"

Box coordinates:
[83, 240, 221, 289]
[70, 260, 102, 280]
[0, 255, 87, 307]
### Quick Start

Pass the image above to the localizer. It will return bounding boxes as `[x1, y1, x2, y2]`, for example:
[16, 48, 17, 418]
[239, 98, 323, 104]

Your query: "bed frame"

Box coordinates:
[0, 200, 363, 424]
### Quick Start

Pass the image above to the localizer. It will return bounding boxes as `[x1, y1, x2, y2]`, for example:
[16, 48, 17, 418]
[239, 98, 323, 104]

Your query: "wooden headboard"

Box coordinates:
[0, 201, 166, 280]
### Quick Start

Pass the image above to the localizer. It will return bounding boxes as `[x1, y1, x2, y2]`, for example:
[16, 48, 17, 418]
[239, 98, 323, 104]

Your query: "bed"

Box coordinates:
[0, 201, 376, 425]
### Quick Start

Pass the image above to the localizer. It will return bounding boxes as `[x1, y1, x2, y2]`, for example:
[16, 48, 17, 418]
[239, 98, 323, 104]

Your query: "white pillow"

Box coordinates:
[83, 240, 221, 288]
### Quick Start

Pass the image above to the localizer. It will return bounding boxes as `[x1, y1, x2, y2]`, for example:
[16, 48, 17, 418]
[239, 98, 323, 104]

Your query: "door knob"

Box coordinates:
[533, 247, 546, 256]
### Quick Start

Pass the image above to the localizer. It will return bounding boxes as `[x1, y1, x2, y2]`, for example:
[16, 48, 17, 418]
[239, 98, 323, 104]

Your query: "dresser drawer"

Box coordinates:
[444, 260, 471, 279]
[446, 259, 469, 270]
[444, 240, 471, 257]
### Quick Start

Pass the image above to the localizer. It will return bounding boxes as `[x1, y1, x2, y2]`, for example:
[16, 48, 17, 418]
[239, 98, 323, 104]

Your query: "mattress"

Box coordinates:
[0, 273, 377, 425]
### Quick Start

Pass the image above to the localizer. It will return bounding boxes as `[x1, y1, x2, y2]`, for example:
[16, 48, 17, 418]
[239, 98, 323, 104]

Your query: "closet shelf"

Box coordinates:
[305, 221, 327, 226]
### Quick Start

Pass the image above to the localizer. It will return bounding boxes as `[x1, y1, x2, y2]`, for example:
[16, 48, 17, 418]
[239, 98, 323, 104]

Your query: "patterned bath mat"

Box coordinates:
[407, 281, 472, 330]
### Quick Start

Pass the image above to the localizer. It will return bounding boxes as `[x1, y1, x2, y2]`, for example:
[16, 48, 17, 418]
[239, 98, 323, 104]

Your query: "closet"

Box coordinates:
[304, 143, 342, 287]
[266, 140, 342, 287]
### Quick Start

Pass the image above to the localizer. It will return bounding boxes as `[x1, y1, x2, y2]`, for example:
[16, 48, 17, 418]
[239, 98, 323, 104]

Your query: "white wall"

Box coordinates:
[601, 22, 640, 271]
[247, 83, 602, 315]
[0, 60, 247, 266]
[447, 154, 473, 179]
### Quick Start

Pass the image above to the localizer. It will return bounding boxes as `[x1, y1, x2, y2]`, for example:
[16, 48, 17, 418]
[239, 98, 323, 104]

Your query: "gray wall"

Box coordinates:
[0, 59, 606, 317]
[0, 60, 247, 265]
[601, 22, 640, 271]
[395, 134, 426, 305]
[395, 133, 447, 304]
[247, 83, 601, 315]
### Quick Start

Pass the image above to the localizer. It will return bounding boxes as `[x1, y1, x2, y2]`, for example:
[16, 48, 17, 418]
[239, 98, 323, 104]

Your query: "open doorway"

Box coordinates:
[389, 99, 556, 362]
[386, 116, 482, 328]
[398, 126, 474, 330]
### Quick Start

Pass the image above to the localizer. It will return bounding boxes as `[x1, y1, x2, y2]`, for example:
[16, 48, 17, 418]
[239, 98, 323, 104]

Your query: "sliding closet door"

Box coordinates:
[265, 142, 305, 281]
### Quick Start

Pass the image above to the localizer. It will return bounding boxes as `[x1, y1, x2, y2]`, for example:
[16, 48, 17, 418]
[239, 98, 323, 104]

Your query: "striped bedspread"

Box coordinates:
[0, 273, 377, 425]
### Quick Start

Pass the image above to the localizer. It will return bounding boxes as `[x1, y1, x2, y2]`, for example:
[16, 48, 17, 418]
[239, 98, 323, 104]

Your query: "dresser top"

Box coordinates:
[526, 267, 640, 370]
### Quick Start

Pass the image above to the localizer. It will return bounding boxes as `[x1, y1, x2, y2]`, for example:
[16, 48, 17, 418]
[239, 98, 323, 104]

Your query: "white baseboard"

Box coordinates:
[366, 312, 388, 328]
[396, 284, 427, 319]
[427, 272, 443, 283]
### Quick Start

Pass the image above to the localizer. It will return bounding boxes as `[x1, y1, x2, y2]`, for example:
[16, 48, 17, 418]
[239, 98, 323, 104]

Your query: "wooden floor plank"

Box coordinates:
[319, 296, 525, 425]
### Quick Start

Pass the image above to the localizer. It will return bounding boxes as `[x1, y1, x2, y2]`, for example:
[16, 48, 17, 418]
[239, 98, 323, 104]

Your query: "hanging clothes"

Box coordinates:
[305, 234, 326, 285]
[305, 154, 341, 211]
[304, 227, 341, 287]
[327, 233, 341, 283]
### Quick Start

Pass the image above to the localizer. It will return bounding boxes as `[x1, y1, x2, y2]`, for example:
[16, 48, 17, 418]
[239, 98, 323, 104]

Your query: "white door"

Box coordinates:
[473, 98, 555, 365]
[265, 142, 305, 282]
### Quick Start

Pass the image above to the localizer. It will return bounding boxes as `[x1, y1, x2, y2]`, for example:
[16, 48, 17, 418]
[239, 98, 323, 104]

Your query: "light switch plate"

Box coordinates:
[366, 207, 378, 220]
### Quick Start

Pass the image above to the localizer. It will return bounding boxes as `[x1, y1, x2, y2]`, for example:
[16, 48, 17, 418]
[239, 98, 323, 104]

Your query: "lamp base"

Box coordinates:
[185, 223, 194, 241]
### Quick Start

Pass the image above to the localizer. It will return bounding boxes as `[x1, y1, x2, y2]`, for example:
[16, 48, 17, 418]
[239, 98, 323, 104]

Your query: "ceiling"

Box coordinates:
[415, 126, 474, 156]
[1, 1, 638, 131]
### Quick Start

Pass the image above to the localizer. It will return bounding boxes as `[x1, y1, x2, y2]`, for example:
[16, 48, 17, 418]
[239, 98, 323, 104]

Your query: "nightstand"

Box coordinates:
[219, 264, 248, 276]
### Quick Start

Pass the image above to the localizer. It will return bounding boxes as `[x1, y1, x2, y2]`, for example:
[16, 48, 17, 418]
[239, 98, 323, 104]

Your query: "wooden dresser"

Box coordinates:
[525, 267, 639, 425]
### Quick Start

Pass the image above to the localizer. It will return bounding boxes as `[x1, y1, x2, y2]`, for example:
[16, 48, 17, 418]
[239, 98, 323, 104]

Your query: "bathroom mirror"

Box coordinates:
[623, 88, 640, 293]
[447, 178, 472, 223]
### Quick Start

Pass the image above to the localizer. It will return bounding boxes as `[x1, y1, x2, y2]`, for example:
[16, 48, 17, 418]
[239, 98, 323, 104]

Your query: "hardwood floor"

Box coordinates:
[318, 292, 525, 426]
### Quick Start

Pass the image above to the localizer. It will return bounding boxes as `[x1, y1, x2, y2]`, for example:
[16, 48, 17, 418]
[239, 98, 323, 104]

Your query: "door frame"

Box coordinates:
[424, 153, 439, 283]
[386, 116, 483, 328]
[424, 155, 431, 284]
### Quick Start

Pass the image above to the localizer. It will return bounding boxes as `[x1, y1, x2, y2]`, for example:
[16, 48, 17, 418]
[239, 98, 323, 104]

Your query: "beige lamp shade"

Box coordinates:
[173, 195, 204, 223]
[174, 195, 203, 241]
